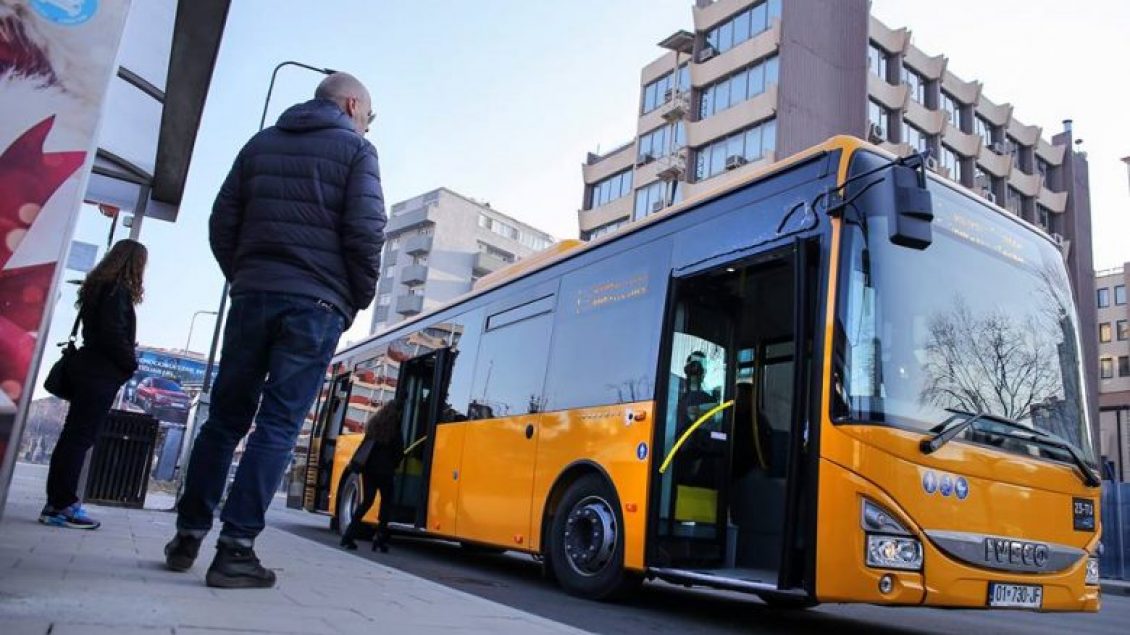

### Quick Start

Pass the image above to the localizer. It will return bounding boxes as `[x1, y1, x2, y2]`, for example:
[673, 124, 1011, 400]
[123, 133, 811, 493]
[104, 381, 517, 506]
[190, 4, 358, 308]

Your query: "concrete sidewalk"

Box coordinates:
[0, 463, 585, 634]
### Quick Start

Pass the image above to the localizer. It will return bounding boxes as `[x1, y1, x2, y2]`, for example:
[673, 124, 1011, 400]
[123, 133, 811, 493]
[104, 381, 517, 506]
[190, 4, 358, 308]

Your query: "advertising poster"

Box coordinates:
[0, 0, 132, 495]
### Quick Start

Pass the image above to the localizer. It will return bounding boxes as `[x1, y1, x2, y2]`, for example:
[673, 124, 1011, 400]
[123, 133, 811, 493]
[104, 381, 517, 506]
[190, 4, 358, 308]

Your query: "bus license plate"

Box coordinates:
[987, 583, 1043, 609]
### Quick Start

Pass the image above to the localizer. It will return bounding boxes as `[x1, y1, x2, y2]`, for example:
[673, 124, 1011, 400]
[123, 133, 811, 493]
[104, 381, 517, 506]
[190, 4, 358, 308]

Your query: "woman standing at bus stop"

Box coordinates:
[340, 398, 403, 552]
[40, 239, 146, 530]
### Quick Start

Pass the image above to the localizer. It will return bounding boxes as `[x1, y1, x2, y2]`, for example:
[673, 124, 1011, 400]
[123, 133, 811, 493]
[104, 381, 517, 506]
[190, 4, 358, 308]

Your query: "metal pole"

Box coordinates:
[184, 310, 217, 355]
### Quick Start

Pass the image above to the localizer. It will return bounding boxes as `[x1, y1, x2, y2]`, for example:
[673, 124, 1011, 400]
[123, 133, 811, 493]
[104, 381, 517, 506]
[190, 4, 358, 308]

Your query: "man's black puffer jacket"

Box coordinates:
[209, 98, 385, 326]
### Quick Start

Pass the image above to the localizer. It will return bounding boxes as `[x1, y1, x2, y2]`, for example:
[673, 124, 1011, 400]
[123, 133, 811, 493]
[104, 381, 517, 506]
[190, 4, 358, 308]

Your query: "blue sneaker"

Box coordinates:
[39, 503, 101, 530]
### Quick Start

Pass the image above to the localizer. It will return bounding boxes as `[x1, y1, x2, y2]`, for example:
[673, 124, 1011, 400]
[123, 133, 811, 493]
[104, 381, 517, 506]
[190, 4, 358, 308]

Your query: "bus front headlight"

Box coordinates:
[1085, 557, 1100, 586]
[861, 499, 923, 571]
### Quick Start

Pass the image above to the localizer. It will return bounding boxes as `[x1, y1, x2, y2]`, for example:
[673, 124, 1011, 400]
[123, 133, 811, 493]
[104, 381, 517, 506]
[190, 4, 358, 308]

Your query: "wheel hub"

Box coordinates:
[563, 496, 616, 576]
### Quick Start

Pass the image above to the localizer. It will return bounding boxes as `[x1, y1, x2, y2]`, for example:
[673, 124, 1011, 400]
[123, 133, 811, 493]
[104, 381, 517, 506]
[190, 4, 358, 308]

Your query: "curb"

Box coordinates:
[1100, 579, 1130, 595]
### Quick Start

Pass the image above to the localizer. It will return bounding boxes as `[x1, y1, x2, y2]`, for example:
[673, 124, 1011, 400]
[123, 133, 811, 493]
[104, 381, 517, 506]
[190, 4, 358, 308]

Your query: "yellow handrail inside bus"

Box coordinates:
[403, 436, 428, 457]
[658, 400, 735, 474]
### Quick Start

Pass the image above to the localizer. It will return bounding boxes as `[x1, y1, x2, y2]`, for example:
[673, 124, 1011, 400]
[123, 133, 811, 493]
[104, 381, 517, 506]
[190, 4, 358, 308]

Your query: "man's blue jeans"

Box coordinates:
[177, 292, 345, 542]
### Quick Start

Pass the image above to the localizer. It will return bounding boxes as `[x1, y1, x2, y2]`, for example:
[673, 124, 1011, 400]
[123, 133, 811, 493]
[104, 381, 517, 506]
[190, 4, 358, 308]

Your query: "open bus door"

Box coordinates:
[388, 348, 452, 528]
[296, 369, 352, 513]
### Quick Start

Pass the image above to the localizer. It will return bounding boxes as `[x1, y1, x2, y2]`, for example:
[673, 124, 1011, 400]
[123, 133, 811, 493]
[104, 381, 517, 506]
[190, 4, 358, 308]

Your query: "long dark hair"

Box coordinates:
[79, 239, 147, 306]
[365, 398, 402, 444]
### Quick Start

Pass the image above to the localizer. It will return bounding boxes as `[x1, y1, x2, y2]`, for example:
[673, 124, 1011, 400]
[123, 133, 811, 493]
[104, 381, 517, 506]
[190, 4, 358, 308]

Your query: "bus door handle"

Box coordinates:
[525, 424, 535, 439]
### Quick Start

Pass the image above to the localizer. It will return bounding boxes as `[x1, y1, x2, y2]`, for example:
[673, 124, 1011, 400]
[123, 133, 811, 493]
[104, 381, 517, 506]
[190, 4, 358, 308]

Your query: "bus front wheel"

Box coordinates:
[547, 474, 640, 601]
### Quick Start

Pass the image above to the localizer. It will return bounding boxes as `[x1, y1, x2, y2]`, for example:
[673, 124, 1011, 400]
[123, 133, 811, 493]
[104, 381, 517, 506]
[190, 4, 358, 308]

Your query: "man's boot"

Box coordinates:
[164, 532, 204, 571]
[205, 538, 277, 589]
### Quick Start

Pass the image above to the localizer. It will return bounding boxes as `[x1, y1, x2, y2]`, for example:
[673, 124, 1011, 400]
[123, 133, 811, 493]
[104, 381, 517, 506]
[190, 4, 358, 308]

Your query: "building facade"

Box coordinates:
[1097, 274, 1130, 481]
[370, 188, 555, 334]
[578, 0, 1098, 448]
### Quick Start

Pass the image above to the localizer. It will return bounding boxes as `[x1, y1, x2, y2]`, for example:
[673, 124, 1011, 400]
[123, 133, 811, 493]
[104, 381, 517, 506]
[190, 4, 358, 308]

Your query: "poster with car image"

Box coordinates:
[122, 348, 208, 424]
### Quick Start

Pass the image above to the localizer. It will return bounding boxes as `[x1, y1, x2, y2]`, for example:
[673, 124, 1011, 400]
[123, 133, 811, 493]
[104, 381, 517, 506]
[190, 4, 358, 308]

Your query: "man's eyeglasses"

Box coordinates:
[366, 111, 376, 125]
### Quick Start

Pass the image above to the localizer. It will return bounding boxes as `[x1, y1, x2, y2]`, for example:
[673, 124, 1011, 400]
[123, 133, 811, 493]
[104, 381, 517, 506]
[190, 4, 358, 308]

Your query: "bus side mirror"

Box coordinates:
[889, 164, 933, 250]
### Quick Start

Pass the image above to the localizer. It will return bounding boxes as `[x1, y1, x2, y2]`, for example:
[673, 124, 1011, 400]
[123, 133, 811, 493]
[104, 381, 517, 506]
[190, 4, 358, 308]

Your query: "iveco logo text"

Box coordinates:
[984, 538, 1050, 569]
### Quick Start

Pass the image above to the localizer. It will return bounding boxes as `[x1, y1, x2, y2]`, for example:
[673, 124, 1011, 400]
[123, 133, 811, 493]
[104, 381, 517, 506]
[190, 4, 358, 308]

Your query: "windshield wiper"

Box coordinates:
[920, 409, 1101, 488]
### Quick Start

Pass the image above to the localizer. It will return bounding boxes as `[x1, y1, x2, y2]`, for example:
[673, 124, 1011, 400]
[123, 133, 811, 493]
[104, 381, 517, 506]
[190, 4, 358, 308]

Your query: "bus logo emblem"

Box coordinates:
[636, 442, 648, 461]
[922, 471, 938, 494]
[955, 477, 969, 500]
[939, 475, 954, 497]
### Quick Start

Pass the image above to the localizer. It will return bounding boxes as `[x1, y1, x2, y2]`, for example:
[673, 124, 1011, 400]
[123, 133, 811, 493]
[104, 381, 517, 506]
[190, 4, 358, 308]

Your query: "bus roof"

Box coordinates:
[341, 135, 864, 358]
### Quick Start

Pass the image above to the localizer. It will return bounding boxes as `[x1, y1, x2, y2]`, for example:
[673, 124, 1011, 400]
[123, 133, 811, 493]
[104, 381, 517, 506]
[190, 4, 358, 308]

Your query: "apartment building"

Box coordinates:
[578, 0, 1098, 443]
[1096, 265, 1130, 480]
[370, 188, 555, 334]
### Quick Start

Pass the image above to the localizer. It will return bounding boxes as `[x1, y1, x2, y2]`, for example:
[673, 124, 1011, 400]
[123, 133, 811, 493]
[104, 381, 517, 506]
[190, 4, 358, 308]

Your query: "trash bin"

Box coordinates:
[84, 409, 159, 508]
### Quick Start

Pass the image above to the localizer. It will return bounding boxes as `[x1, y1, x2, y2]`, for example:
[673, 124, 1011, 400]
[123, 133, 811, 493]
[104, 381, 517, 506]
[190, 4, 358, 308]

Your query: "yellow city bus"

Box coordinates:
[288, 136, 1101, 611]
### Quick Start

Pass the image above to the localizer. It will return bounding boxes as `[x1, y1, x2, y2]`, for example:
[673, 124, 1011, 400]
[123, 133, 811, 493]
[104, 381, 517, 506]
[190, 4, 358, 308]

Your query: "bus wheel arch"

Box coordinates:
[542, 464, 641, 600]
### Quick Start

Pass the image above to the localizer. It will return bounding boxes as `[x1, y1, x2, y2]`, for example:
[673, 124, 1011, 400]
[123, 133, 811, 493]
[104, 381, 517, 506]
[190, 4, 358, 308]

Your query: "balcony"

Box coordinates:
[400, 264, 428, 286]
[394, 294, 423, 316]
[386, 205, 436, 234]
[656, 150, 687, 182]
[473, 251, 510, 276]
[402, 234, 432, 256]
[660, 90, 690, 123]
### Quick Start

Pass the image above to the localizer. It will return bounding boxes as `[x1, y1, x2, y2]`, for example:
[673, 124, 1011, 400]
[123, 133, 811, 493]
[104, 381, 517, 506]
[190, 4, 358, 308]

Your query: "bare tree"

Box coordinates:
[919, 297, 1061, 421]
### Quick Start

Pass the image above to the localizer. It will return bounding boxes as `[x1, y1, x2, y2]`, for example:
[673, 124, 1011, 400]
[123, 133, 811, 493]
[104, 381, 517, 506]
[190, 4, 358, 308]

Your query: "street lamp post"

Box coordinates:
[184, 310, 218, 356]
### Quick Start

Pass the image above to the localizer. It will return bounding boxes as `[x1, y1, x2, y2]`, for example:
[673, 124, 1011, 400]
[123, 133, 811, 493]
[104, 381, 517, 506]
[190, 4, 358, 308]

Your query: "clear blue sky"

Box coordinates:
[41, 0, 1130, 396]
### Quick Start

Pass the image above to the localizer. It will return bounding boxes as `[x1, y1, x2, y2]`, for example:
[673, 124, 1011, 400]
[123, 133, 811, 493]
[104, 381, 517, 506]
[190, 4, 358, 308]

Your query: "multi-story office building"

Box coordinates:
[578, 0, 1098, 444]
[1096, 265, 1130, 480]
[371, 188, 555, 334]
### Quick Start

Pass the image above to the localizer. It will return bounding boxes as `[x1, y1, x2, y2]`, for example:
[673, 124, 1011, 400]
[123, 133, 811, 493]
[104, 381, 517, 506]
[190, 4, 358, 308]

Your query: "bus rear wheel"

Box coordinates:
[335, 472, 374, 540]
[547, 474, 640, 601]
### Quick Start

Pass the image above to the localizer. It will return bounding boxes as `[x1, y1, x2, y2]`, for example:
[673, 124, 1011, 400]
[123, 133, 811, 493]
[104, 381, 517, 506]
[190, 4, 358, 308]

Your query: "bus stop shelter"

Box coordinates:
[0, 0, 231, 515]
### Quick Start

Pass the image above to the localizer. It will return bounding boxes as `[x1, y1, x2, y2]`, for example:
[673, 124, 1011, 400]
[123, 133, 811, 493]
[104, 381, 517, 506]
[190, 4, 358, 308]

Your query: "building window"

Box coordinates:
[633, 180, 668, 220]
[868, 42, 889, 82]
[479, 214, 519, 241]
[1005, 187, 1023, 216]
[694, 118, 777, 182]
[902, 122, 929, 153]
[1036, 157, 1050, 180]
[902, 65, 926, 103]
[588, 169, 633, 209]
[642, 64, 690, 115]
[939, 145, 962, 182]
[377, 293, 391, 306]
[1100, 322, 1112, 343]
[698, 55, 779, 120]
[1008, 136, 1024, 171]
[419, 226, 434, 237]
[1101, 357, 1114, 379]
[1118, 319, 1128, 341]
[868, 100, 889, 140]
[638, 122, 686, 163]
[1121, 356, 1130, 378]
[975, 115, 995, 147]
[1098, 287, 1111, 308]
[1117, 285, 1126, 305]
[404, 286, 422, 296]
[412, 254, 428, 266]
[389, 237, 401, 250]
[584, 220, 626, 241]
[704, 0, 780, 56]
[519, 233, 552, 251]
[1037, 204, 1051, 230]
[942, 92, 961, 131]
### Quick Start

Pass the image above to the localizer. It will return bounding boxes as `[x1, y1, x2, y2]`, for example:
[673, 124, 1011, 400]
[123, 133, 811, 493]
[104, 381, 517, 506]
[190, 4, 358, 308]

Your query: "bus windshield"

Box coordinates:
[834, 179, 1095, 464]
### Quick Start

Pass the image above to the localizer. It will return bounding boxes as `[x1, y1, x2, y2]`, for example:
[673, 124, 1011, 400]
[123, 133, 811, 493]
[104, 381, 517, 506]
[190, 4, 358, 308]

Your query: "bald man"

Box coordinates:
[166, 72, 385, 588]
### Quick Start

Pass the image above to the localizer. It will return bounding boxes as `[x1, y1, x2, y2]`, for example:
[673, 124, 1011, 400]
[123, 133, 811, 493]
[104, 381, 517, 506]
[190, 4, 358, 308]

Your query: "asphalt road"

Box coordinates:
[271, 509, 1127, 635]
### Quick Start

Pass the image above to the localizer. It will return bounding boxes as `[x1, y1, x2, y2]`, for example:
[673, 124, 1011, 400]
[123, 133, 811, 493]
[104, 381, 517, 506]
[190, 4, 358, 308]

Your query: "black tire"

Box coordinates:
[547, 474, 641, 601]
[335, 472, 374, 539]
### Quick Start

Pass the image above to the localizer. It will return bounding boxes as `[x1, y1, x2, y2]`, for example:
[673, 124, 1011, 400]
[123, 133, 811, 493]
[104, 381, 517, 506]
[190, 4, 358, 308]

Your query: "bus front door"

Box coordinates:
[304, 370, 352, 513]
[389, 349, 450, 528]
[653, 252, 802, 588]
